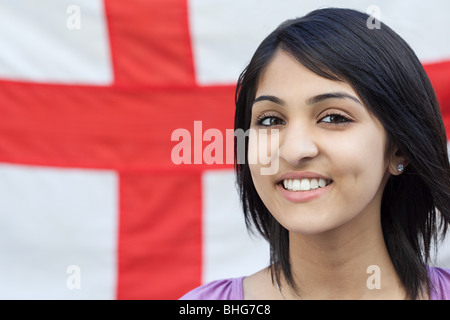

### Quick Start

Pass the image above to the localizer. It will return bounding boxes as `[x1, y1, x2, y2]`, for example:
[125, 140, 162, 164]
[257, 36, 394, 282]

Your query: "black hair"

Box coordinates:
[234, 7, 450, 299]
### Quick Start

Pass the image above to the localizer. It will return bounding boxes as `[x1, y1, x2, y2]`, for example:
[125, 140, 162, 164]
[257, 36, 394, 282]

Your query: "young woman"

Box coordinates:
[180, 8, 450, 300]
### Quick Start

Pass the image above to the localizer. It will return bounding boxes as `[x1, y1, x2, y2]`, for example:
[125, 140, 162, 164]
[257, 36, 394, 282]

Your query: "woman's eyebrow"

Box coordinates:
[306, 92, 362, 105]
[251, 95, 285, 106]
[252, 92, 362, 107]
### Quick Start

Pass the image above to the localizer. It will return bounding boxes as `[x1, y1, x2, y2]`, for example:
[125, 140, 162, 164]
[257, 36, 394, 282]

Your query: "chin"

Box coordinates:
[274, 206, 356, 236]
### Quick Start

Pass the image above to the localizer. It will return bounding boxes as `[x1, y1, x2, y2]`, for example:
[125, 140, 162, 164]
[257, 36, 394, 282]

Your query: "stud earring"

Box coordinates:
[397, 164, 404, 172]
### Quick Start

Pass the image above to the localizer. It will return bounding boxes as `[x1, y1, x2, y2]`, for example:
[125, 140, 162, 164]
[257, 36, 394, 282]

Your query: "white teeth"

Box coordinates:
[292, 179, 301, 191]
[300, 179, 310, 191]
[288, 179, 293, 190]
[282, 178, 331, 191]
[318, 178, 326, 188]
[310, 178, 319, 189]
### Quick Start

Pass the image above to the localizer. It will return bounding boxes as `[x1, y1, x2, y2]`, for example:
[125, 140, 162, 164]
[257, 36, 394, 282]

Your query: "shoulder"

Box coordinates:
[428, 266, 450, 300]
[179, 277, 245, 300]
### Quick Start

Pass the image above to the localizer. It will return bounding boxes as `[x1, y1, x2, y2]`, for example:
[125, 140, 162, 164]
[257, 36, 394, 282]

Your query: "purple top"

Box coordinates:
[179, 266, 450, 300]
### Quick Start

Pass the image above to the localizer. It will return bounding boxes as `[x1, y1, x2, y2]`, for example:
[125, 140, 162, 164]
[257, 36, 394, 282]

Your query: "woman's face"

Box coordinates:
[249, 50, 393, 235]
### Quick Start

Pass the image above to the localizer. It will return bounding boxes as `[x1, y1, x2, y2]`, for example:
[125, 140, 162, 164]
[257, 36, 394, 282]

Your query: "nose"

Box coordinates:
[278, 121, 319, 166]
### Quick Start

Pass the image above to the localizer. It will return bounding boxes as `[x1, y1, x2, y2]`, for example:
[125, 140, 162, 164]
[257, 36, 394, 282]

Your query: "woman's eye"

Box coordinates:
[258, 116, 285, 126]
[320, 114, 352, 125]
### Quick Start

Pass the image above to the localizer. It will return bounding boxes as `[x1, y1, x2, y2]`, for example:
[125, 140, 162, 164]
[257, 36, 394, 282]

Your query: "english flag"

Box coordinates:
[0, 0, 449, 300]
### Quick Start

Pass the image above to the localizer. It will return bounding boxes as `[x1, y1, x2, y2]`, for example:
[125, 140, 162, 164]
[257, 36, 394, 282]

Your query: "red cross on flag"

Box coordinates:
[0, 0, 449, 299]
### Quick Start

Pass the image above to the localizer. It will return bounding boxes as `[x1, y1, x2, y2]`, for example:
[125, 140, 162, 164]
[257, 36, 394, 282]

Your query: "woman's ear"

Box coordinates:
[388, 145, 409, 176]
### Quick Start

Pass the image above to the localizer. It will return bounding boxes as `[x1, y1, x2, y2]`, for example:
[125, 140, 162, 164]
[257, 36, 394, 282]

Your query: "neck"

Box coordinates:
[281, 210, 406, 299]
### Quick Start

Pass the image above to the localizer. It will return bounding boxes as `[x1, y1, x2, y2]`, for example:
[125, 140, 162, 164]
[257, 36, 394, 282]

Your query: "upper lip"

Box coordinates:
[276, 171, 332, 184]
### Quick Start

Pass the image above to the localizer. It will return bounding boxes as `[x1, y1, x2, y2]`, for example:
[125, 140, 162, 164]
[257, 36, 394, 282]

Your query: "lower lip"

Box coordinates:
[277, 182, 333, 203]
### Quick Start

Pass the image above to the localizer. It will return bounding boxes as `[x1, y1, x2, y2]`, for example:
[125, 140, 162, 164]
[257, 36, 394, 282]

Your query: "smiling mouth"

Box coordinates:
[280, 178, 333, 192]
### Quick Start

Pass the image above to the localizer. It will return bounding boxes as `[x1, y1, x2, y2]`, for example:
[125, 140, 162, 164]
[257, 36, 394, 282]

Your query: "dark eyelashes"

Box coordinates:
[254, 112, 353, 127]
[319, 112, 353, 125]
[255, 112, 285, 126]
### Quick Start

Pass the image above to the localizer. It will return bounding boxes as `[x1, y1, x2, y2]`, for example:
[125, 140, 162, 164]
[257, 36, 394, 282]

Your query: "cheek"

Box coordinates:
[248, 134, 266, 195]
[249, 162, 272, 210]
[248, 132, 278, 205]
[247, 132, 260, 166]
[329, 128, 388, 193]
[248, 129, 281, 175]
